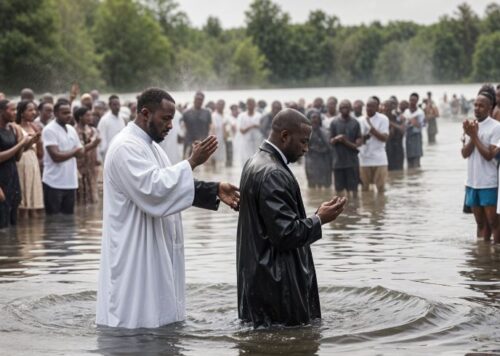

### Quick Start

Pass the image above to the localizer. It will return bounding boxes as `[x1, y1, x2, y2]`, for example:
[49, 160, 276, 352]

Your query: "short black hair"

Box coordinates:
[368, 96, 380, 105]
[38, 101, 52, 111]
[54, 99, 70, 113]
[0, 99, 10, 112]
[410, 92, 419, 100]
[108, 94, 119, 102]
[73, 106, 90, 123]
[478, 84, 496, 108]
[272, 108, 311, 133]
[137, 87, 175, 113]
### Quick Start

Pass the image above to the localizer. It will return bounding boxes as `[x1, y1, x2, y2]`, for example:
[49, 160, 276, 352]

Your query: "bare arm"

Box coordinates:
[471, 134, 497, 161]
[46, 145, 82, 163]
[368, 125, 388, 142]
[461, 140, 474, 158]
[0, 137, 28, 163]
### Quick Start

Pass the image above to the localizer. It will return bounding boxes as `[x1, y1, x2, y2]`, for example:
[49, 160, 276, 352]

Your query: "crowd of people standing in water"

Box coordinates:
[1, 84, 500, 243]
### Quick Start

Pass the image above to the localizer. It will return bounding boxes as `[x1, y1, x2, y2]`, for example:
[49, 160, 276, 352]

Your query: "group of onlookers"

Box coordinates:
[0, 88, 135, 228]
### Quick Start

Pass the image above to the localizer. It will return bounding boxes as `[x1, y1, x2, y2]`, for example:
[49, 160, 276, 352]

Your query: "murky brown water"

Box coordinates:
[1, 105, 500, 355]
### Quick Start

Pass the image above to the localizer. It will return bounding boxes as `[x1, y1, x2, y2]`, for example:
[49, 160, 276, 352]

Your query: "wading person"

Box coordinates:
[424, 91, 439, 144]
[358, 97, 389, 192]
[305, 110, 332, 188]
[97, 95, 124, 162]
[96, 88, 239, 329]
[237, 108, 347, 328]
[74, 107, 101, 204]
[15, 101, 44, 217]
[238, 98, 262, 163]
[330, 100, 362, 197]
[462, 89, 500, 243]
[42, 100, 84, 215]
[385, 99, 405, 171]
[180, 91, 212, 158]
[0, 100, 30, 228]
[403, 93, 425, 169]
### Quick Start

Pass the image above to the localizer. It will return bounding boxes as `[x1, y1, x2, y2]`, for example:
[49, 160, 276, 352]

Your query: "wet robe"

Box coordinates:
[96, 122, 219, 329]
[237, 141, 323, 328]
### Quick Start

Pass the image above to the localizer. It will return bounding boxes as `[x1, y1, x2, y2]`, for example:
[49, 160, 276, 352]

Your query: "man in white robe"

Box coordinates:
[96, 88, 239, 329]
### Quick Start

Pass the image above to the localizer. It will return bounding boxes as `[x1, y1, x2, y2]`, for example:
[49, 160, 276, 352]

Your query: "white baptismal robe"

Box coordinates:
[96, 122, 195, 329]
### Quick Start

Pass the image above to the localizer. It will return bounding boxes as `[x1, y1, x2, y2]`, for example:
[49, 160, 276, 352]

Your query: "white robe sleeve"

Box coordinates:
[110, 144, 195, 217]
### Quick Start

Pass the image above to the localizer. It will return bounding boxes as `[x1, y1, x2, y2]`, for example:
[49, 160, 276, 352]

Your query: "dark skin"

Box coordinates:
[330, 100, 362, 150]
[78, 111, 101, 151]
[493, 88, 500, 121]
[240, 99, 259, 134]
[46, 105, 84, 163]
[386, 100, 405, 135]
[39, 103, 54, 125]
[405, 95, 421, 129]
[365, 99, 388, 142]
[19, 102, 42, 159]
[462, 95, 499, 243]
[193, 93, 204, 110]
[134, 99, 240, 211]
[109, 98, 120, 116]
[268, 109, 347, 224]
[0, 103, 30, 164]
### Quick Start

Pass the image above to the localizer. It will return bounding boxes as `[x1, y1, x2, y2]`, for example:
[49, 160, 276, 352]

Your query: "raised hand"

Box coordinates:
[316, 196, 347, 224]
[188, 135, 218, 169]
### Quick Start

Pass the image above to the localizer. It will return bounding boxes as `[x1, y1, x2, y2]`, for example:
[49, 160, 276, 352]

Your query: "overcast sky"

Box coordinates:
[176, 0, 493, 28]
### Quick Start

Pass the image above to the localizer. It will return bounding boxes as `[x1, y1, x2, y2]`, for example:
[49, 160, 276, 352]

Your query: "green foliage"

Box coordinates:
[0, 0, 62, 92]
[52, 0, 103, 91]
[245, 0, 292, 80]
[472, 32, 500, 82]
[0, 0, 497, 93]
[229, 38, 268, 87]
[482, 3, 500, 32]
[92, 0, 173, 91]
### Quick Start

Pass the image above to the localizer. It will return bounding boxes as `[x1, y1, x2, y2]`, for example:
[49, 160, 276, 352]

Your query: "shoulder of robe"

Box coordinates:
[107, 136, 148, 164]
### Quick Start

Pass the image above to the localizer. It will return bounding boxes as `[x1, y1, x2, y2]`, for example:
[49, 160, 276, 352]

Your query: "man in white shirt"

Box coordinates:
[42, 100, 84, 215]
[358, 96, 390, 192]
[97, 95, 125, 162]
[462, 91, 500, 243]
[96, 88, 240, 329]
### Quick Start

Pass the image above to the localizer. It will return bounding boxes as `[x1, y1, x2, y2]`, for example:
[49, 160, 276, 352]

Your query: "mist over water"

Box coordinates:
[1, 85, 499, 355]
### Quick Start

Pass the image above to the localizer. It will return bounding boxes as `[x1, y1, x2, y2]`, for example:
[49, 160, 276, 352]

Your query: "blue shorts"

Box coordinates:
[465, 187, 498, 207]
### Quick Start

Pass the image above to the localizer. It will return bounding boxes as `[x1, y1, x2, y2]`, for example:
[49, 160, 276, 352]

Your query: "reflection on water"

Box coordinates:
[1, 118, 500, 355]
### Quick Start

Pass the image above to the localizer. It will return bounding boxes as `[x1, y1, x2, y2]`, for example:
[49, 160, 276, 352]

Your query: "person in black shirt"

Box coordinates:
[330, 100, 362, 197]
[181, 91, 212, 157]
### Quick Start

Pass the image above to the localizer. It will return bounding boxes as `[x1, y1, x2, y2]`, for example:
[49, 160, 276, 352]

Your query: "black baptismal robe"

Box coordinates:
[237, 141, 323, 328]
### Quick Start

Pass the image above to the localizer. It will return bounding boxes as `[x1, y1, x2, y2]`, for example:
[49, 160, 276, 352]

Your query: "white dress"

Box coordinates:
[238, 111, 262, 164]
[96, 122, 195, 329]
[211, 112, 227, 163]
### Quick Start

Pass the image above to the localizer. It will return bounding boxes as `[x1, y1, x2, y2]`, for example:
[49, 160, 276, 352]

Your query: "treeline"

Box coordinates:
[1, 0, 499, 94]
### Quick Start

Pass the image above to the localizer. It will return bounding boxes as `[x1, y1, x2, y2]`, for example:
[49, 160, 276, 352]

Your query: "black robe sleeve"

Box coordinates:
[258, 171, 322, 251]
[192, 180, 220, 211]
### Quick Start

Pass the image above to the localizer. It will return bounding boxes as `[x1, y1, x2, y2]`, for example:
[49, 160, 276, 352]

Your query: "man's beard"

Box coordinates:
[148, 120, 165, 143]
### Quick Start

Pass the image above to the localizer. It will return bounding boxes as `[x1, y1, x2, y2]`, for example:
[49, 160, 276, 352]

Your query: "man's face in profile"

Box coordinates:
[283, 124, 311, 163]
[148, 99, 175, 143]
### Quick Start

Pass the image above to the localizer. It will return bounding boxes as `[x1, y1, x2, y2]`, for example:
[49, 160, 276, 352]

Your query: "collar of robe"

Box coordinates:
[261, 140, 289, 166]
[130, 121, 153, 144]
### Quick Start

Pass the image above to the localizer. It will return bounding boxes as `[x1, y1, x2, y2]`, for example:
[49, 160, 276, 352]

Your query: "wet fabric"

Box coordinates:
[305, 127, 332, 188]
[386, 115, 405, 171]
[237, 141, 322, 328]
[0, 126, 21, 228]
[97, 122, 220, 329]
[329, 116, 361, 169]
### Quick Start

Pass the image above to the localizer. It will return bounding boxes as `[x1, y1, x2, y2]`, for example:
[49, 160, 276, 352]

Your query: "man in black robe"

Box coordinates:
[237, 108, 347, 328]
